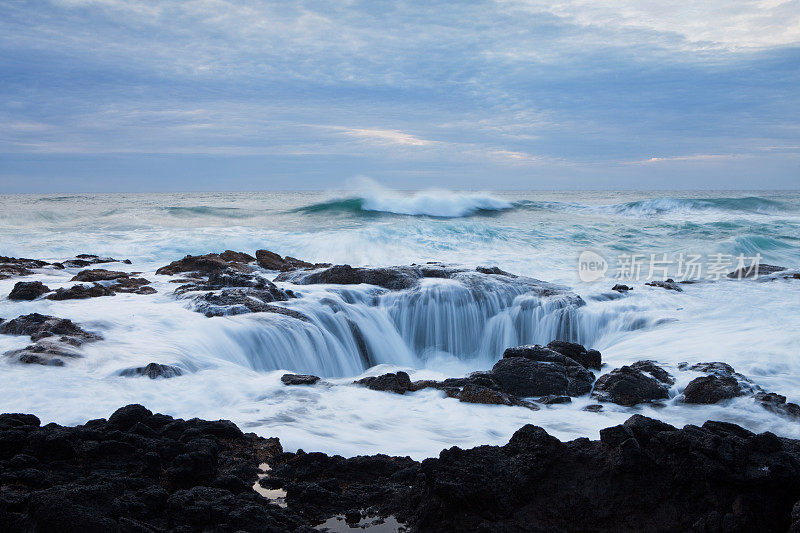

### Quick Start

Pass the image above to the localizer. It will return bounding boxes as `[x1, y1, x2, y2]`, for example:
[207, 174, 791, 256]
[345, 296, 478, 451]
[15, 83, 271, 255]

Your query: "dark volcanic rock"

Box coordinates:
[0, 313, 101, 343]
[278, 264, 421, 290]
[475, 266, 516, 277]
[4, 407, 800, 532]
[612, 284, 632, 292]
[70, 268, 130, 282]
[457, 384, 538, 410]
[8, 281, 50, 300]
[546, 340, 602, 370]
[756, 392, 800, 420]
[645, 278, 682, 291]
[493, 345, 595, 397]
[0, 313, 102, 366]
[0, 256, 53, 279]
[281, 374, 321, 386]
[0, 405, 305, 532]
[592, 363, 671, 406]
[630, 360, 675, 385]
[682, 375, 744, 404]
[46, 283, 116, 300]
[119, 363, 184, 379]
[255, 249, 317, 271]
[156, 251, 254, 276]
[728, 263, 787, 279]
[355, 372, 412, 394]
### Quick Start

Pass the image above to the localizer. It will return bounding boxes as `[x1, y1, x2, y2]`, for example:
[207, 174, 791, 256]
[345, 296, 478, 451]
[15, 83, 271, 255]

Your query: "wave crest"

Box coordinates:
[298, 178, 513, 218]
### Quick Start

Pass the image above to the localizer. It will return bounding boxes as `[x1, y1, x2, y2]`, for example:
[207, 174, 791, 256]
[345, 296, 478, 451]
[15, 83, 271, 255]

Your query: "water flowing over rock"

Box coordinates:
[645, 279, 682, 291]
[119, 363, 183, 379]
[728, 263, 787, 279]
[8, 281, 50, 300]
[592, 362, 671, 406]
[0, 313, 102, 366]
[281, 374, 321, 385]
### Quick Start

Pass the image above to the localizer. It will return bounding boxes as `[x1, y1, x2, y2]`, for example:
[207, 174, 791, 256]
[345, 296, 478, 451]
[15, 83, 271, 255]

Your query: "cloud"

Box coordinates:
[0, 0, 798, 189]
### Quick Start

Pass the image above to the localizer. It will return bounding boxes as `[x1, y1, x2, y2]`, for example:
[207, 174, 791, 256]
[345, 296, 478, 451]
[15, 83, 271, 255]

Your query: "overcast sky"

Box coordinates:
[1, 0, 799, 192]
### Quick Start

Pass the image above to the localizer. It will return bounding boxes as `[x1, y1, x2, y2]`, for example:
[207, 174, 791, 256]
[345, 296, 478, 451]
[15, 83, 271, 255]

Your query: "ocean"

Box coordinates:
[1, 185, 799, 459]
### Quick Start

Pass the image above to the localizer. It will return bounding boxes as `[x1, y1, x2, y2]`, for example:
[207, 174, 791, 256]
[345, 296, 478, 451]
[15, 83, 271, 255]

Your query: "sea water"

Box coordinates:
[0, 185, 798, 459]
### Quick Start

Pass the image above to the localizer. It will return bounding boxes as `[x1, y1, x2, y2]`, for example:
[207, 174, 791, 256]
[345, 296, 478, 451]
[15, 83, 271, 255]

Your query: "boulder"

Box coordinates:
[8, 281, 50, 300]
[255, 249, 315, 271]
[592, 363, 671, 406]
[0, 256, 52, 279]
[629, 360, 675, 385]
[492, 347, 595, 397]
[119, 363, 183, 379]
[0, 313, 101, 343]
[277, 264, 421, 290]
[70, 269, 129, 282]
[281, 374, 320, 386]
[355, 372, 412, 394]
[612, 284, 632, 292]
[728, 264, 787, 279]
[46, 283, 116, 300]
[546, 340, 602, 370]
[755, 392, 800, 420]
[681, 375, 744, 404]
[156, 252, 253, 276]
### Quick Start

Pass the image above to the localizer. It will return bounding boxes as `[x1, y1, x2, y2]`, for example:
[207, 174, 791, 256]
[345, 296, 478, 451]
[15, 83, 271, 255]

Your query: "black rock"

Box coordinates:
[255, 249, 317, 271]
[46, 283, 116, 300]
[536, 395, 572, 405]
[156, 251, 254, 276]
[8, 281, 50, 300]
[0, 313, 102, 343]
[728, 263, 787, 279]
[682, 375, 744, 404]
[592, 363, 671, 406]
[612, 284, 632, 292]
[281, 374, 320, 386]
[493, 345, 595, 397]
[546, 340, 602, 370]
[277, 264, 421, 290]
[355, 372, 412, 394]
[119, 363, 183, 379]
[645, 279, 682, 291]
[629, 360, 675, 385]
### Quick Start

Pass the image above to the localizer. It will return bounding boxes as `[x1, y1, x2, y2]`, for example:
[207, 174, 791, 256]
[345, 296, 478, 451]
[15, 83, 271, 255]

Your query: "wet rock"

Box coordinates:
[277, 264, 421, 290]
[592, 363, 670, 406]
[0, 405, 309, 531]
[0, 256, 54, 279]
[70, 268, 129, 282]
[456, 384, 538, 410]
[583, 404, 603, 412]
[612, 284, 632, 292]
[493, 344, 595, 397]
[0, 314, 102, 366]
[630, 360, 675, 385]
[728, 263, 787, 279]
[119, 363, 183, 379]
[536, 395, 572, 405]
[156, 251, 253, 276]
[755, 392, 800, 420]
[194, 288, 306, 320]
[281, 374, 320, 386]
[255, 249, 317, 271]
[46, 283, 116, 300]
[645, 278, 682, 291]
[546, 340, 602, 370]
[680, 361, 757, 395]
[4, 340, 83, 366]
[8, 281, 50, 300]
[681, 375, 744, 404]
[475, 266, 516, 277]
[0, 313, 101, 343]
[355, 372, 412, 394]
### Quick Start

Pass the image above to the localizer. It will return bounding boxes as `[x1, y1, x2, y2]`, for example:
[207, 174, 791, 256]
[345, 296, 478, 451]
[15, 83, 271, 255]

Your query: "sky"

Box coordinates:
[0, 0, 799, 192]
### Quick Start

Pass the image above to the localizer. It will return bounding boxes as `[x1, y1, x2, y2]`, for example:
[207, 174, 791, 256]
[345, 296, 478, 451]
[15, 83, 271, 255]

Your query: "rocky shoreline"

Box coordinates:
[2, 405, 800, 532]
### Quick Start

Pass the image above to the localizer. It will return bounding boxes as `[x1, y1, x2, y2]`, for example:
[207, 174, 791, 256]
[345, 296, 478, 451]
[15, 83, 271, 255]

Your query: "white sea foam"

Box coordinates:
[0, 189, 798, 458]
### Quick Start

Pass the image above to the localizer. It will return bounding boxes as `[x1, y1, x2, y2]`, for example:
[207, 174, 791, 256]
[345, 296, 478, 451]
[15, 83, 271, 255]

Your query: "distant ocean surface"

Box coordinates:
[1, 187, 799, 458]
